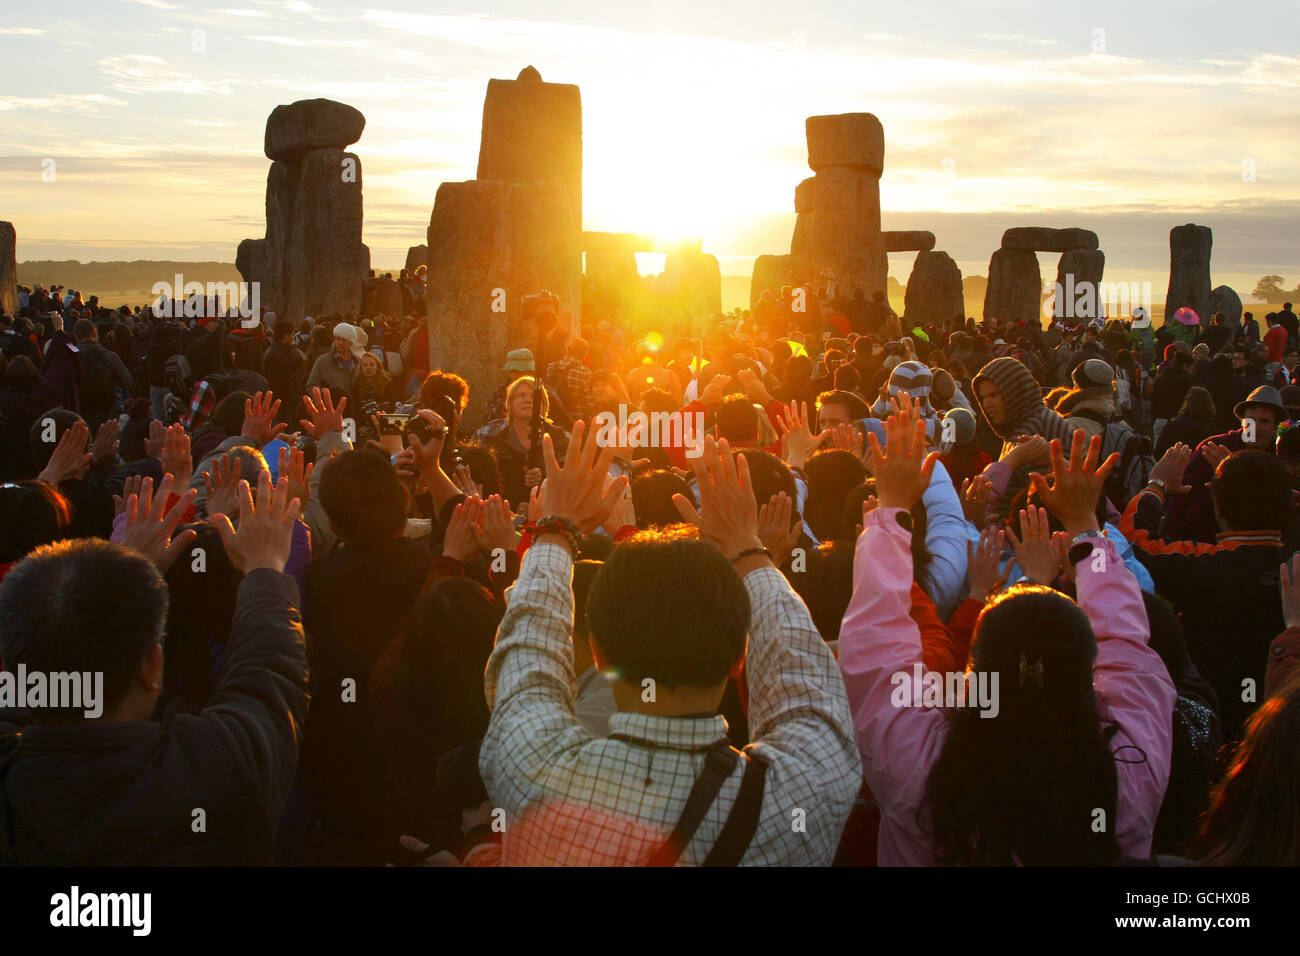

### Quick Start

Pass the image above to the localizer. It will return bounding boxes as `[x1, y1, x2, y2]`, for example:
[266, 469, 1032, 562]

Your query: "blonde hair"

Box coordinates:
[506, 376, 548, 420]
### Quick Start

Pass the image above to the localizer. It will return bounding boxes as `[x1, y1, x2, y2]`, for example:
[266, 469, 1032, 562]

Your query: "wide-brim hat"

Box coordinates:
[1234, 385, 1287, 421]
[1131, 307, 1152, 329]
[503, 348, 535, 372]
[1174, 307, 1201, 326]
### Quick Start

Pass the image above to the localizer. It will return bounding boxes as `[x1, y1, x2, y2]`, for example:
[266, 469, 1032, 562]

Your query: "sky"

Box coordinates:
[2, 0, 1298, 296]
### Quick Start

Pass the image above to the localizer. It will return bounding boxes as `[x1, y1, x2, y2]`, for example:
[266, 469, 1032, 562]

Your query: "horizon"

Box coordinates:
[2, 1, 1298, 297]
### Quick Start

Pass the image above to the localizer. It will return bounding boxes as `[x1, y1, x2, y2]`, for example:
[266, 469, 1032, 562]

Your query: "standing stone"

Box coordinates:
[883, 231, 936, 253]
[426, 180, 580, 407]
[983, 248, 1042, 326]
[285, 148, 369, 320]
[1053, 249, 1106, 321]
[237, 99, 370, 321]
[1165, 223, 1213, 324]
[373, 277, 403, 317]
[794, 177, 815, 214]
[264, 99, 365, 161]
[1001, 227, 1098, 253]
[477, 66, 582, 229]
[1207, 285, 1243, 325]
[903, 250, 963, 328]
[803, 114, 887, 299]
[751, 254, 793, 305]
[0, 222, 19, 315]
[583, 232, 639, 284]
[663, 241, 721, 317]
[405, 245, 427, 274]
[790, 213, 814, 280]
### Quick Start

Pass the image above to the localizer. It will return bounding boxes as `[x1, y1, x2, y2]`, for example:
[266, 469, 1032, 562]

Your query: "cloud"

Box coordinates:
[97, 55, 237, 95]
[115, 0, 180, 9]
[212, 8, 270, 17]
[0, 27, 46, 35]
[974, 33, 1059, 46]
[0, 93, 128, 113]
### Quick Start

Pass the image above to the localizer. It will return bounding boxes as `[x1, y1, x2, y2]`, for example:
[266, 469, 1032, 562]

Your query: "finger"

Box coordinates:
[920, 450, 939, 487]
[542, 433, 562, 475]
[671, 493, 700, 525]
[161, 528, 198, 568]
[1094, 451, 1121, 482]
[1048, 438, 1067, 478]
[568, 420, 589, 471]
[597, 474, 628, 521]
[236, 478, 254, 524]
[1028, 471, 1052, 501]
[212, 512, 236, 554]
[1083, 433, 1102, 473]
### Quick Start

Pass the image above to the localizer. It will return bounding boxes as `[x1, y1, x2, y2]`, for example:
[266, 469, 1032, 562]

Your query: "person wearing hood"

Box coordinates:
[1058, 359, 1117, 441]
[971, 356, 1076, 512]
[305, 322, 361, 408]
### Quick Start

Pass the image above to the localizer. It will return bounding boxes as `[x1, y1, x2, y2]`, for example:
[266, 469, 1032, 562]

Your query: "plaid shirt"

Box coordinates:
[185, 379, 216, 429]
[546, 357, 592, 420]
[480, 542, 861, 866]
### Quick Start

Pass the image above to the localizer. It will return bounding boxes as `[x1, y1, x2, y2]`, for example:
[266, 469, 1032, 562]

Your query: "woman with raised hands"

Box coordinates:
[838, 403, 1175, 865]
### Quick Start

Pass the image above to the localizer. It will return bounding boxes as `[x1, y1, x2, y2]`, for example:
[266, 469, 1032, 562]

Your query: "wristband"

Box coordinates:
[534, 515, 582, 554]
[730, 546, 772, 564]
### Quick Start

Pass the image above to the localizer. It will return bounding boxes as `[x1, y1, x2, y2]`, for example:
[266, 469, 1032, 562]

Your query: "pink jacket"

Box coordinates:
[838, 507, 1174, 865]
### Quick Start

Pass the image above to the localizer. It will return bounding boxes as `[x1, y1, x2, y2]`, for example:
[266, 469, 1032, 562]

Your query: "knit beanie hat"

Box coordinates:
[943, 407, 977, 446]
[333, 322, 359, 345]
[887, 360, 933, 415]
[930, 368, 957, 406]
[1071, 359, 1115, 391]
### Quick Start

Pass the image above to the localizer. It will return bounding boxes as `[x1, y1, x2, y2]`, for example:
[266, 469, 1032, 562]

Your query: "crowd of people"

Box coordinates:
[1, 270, 1299, 867]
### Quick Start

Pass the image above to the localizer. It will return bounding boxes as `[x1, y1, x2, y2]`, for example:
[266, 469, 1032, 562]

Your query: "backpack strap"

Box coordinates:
[644, 740, 739, 867]
[703, 749, 769, 866]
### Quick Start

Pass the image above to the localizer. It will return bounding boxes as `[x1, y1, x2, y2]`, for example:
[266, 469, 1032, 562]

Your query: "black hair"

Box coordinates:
[572, 559, 602, 640]
[734, 448, 797, 512]
[788, 540, 856, 642]
[1212, 450, 1290, 532]
[0, 538, 167, 724]
[926, 586, 1119, 865]
[160, 523, 242, 712]
[318, 449, 409, 545]
[26, 408, 82, 473]
[803, 449, 868, 540]
[0, 481, 73, 563]
[586, 528, 748, 689]
[631, 468, 691, 529]
[716, 394, 759, 443]
[817, 389, 869, 420]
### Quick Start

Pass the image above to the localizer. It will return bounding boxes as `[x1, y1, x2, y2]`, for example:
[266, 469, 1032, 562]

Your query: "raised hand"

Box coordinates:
[867, 399, 938, 511]
[959, 475, 994, 528]
[1281, 553, 1300, 629]
[299, 387, 348, 439]
[37, 420, 93, 483]
[120, 474, 198, 573]
[736, 367, 773, 405]
[757, 490, 802, 566]
[211, 470, 302, 574]
[775, 400, 825, 468]
[1005, 504, 1062, 585]
[241, 390, 286, 446]
[405, 408, 448, 479]
[453, 462, 481, 498]
[526, 483, 544, 524]
[1148, 442, 1194, 493]
[144, 419, 167, 460]
[91, 418, 120, 467]
[600, 476, 637, 536]
[966, 523, 1008, 602]
[1028, 430, 1118, 538]
[671, 436, 761, 558]
[113, 473, 145, 518]
[442, 496, 483, 564]
[1201, 440, 1231, 472]
[202, 453, 243, 519]
[160, 423, 192, 490]
[479, 493, 521, 553]
[1002, 434, 1050, 470]
[826, 422, 865, 458]
[278, 443, 313, 504]
[539, 420, 626, 535]
[699, 372, 733, 407]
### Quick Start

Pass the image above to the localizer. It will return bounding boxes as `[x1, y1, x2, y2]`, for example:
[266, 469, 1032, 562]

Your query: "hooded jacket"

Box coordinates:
[971, 357, 1076, 512]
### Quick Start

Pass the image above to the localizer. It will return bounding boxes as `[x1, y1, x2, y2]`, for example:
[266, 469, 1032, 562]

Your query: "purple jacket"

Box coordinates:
[838, 508, 1174, 865]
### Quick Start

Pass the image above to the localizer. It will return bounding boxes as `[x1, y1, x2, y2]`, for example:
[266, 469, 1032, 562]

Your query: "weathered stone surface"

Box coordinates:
[983, 248, 1042, 325]
[477, 66, 583, 228]
[285, 148, 369, 320]
[0, 221, 18, 315]
[264, 98, 365, 162]
[805, 113, 884, 174]
[794, 177, 816, 214]
[663, 243, 722, 317]
[790, 212, 813, 280]
[1053, 248, 1106, 320]
[583, 232, 639, 283]
[751, 254, 793, 305]
[426, 180, 580, 407]
[883, 230, 936, 253]
[1165, 223, 1213, 325]
[1208, 284, 1243, 325]
[1001, 227, 1099, 253]
[808, 165, 886, 299]
[903, 250, 963, 327]
[405, 245, 427, 273]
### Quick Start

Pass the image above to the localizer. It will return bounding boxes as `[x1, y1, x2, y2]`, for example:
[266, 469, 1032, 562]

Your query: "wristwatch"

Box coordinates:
[1145, 477, 1167, 494]
[1067, 528, 1105, 567]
